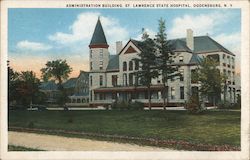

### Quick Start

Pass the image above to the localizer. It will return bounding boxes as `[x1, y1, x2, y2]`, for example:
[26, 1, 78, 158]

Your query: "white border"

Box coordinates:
[1, 1, 249, 160]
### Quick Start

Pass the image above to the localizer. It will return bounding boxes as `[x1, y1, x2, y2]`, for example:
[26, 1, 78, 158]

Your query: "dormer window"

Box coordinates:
[179, 56, 184, 63]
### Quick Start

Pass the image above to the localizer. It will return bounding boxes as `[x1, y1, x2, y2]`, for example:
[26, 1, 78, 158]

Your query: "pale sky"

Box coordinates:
[8, 9, 241, 78]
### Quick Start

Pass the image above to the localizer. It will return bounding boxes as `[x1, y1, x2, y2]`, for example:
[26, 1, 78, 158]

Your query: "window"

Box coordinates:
[99, 61, 103, 70]
[180, 87, 184, 99]
[129, 61, 133, 71]
[180, 69, 184, 81]
[207, 54, 219, 63]
[123, 73, 127, 86]
[90, 62, 93, 70]
[99, 75, 103, 86]
[123, 61, 127, 71]
[135, 60, 139, 70]
[171, 87, 175, 99]
[223, 54, 225, 59]
[90, 76, 92, 86]
[179, 56, 184, 63]
[100, 49, 103, 59]
[129, 73, 133, 86]
[112, 75, 118, 86]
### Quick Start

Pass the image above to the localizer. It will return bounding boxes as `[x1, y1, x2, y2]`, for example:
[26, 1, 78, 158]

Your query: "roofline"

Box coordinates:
[118, 39, 142, 55]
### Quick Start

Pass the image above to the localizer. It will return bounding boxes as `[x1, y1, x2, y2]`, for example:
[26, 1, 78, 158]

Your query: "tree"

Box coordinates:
[16, 71, 41, 107]
[155, 18, 179, 110]
[133, 30, 159, 110]
[193, 57, 226, 106]
[8, 65, 20, 104]
[40, 59, 72, 106]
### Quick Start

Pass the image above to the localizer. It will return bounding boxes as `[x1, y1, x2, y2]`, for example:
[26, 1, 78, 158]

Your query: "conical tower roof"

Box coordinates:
[89, 17, 109, 48]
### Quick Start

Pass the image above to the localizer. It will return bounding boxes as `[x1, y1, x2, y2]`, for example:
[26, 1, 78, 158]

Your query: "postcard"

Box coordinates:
[0, 0, 249, 160]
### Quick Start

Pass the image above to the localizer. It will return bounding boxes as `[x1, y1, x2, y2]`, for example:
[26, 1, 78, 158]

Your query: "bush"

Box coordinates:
[217, 101, 232, 109]
[129, 101, 144, 110]
[185, 95, 202, 114]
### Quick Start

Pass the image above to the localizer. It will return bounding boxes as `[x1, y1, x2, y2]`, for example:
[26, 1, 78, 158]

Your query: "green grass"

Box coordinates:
[8, 145, 44, 151]
[8, 110, 240, 148]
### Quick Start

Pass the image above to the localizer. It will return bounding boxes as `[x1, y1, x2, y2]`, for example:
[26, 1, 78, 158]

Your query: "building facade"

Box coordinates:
[89, 18, 237, 107]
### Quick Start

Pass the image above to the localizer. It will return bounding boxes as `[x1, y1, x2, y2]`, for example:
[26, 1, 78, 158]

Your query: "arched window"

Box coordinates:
[129, 61, 133, 71]
[123, 61, 127, 71]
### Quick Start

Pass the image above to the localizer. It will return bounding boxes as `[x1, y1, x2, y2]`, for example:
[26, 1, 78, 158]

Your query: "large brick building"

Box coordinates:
[89, 17, 237, 107]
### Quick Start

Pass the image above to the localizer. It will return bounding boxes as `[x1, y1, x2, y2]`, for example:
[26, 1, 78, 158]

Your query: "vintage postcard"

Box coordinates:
[0, 0, 249, 160]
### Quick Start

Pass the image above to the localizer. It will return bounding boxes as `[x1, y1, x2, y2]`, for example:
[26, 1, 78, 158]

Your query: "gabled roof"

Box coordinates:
[107, 55, 119, 71]
[63, 78, 78, 89]
[89, 18, 108, 46]
[118, 39, 142, 55]
[39, 81, 58, 91]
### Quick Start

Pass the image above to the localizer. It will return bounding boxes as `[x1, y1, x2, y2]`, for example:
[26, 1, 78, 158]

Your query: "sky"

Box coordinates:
[8, 8, 241, 78]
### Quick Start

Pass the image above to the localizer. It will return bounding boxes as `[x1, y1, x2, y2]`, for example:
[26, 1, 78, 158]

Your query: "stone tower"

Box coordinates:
[89, 17, 109, 103]
[89, 17, 110, 71]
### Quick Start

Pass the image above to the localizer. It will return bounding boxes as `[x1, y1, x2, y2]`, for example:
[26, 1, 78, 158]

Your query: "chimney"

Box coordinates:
[186, 29, 194, 51]
[116, 41, 123, 54]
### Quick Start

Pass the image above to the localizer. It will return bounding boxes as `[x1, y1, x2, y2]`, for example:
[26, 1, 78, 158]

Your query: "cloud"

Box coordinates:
[17, 40, 52, 51]
[168, 12, 230, 39]
[48, 12, 129, 47]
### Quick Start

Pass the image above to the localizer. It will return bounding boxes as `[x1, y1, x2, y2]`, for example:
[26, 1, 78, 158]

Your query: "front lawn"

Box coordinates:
[8, 110, 240, 150]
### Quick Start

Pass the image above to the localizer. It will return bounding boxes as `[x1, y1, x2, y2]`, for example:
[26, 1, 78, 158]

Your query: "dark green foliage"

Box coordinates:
[8, 145, 44, 151]
[193, 57, 226, 105]
[185, 94, 202, 114]
[133, 30, 159, 110]
[41, 59, 72, 106]
[8, 69, 41, 108]
[155, 18, 179, 109]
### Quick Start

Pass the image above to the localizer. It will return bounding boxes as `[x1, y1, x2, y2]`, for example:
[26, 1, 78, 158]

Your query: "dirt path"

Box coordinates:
[9, 131, 173, 151]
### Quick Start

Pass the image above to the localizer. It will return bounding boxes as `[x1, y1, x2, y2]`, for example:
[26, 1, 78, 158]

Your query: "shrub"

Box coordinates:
[217, 101, 232, 109]
[185, 95, 202, 114]
[129, 101, 144, 110]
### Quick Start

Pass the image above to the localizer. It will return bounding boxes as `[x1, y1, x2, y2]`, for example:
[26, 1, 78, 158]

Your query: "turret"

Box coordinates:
[89, 17, 109, 71]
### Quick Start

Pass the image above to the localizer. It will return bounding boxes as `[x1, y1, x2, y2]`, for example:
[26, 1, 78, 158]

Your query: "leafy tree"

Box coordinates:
[193, 57, 226, 105]
[16, 71, 41, 107]
[8, 65, 20, 104]
[40, 59, 72, 106]
[133, 30, 159, 110]
[155, 18, 179, 110]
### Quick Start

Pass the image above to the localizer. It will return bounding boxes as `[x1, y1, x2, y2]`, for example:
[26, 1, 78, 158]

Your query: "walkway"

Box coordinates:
[8, 131, 173, 151]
